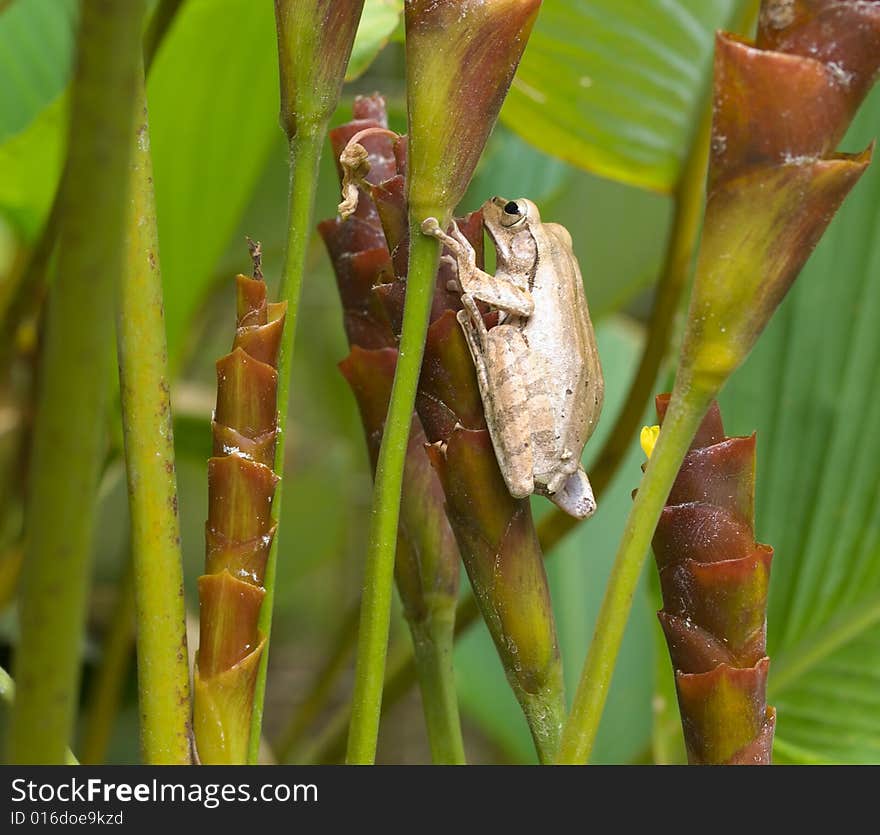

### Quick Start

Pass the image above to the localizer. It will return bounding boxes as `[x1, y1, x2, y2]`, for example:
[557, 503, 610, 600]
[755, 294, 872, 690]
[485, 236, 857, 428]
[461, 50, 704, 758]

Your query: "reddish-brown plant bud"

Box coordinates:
[404, 0, 542, 220]
[322, 95, 564, 761]
[677, 1, 878, 396]
[194, 268, 286, 764]
[322, 94, 461, 646]
[650, 395, 775, 765]
[274, 0, 366, 138]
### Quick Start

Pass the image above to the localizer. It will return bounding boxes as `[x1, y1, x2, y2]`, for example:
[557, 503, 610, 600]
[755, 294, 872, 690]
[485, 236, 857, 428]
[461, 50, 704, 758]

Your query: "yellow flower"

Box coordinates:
[640, 425, 660, 459]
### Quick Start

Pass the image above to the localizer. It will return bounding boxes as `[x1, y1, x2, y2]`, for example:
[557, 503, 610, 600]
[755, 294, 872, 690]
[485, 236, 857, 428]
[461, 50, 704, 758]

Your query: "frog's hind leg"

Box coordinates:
[539, 465, 596, 519]
[457, 302, 534, 499]
[457, 294, 490, 368]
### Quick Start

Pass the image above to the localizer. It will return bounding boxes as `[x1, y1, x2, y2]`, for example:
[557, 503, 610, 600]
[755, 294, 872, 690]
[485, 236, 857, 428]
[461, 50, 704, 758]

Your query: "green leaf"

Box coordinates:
[718, 86, 880, 764]
[347, 0, 402, 81]
[456, 317, 654, 763]
[500, 0, 743, 192]
[0, 94, 66, 239]
[147, 0, 281, 370]
[0, 0, 77, 143]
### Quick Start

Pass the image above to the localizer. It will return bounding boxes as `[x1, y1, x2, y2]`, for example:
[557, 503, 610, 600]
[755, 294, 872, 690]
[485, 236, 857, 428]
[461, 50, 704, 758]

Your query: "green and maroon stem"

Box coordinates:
[346, 0, 542, 764]
[194, 264, 286, 764]
[322, 98, 466, 763]
[324, 95, 565, 762]
[559, 0, 880, 764]
[418, 314, 566, 763]
[651, 395, 774, 764]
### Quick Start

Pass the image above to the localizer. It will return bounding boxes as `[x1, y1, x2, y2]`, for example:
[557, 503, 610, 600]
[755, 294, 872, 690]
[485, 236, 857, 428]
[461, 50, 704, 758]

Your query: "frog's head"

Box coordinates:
[483, 197, 540, 271]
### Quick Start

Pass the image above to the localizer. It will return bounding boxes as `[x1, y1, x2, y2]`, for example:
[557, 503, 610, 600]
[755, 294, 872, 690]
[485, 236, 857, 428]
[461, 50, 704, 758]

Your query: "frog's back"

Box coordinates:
[528, 222, 604, 475]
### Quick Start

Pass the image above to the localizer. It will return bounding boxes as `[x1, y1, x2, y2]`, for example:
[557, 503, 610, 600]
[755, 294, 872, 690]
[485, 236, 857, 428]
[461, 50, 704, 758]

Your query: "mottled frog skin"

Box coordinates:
[423, 197, 604, 518]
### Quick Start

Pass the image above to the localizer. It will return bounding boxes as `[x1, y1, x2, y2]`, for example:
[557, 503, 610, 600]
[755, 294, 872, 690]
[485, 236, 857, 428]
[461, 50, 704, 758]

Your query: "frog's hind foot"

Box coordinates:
[542, 466, 596, 519]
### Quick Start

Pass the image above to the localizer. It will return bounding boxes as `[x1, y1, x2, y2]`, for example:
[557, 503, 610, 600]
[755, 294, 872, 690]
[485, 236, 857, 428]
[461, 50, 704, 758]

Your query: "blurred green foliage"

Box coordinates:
[0, 0, 878, 764]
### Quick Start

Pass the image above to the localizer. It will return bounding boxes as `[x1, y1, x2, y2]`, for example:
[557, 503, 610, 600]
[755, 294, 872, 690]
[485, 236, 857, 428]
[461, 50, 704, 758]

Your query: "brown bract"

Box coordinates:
[322, 94, 565, 762]
[194, 275, 286, 764]
[405, 0, 541, 219]
[678, 0, 879, 395]
[321, 96, 461, 632]
[653, 395, 775, 765]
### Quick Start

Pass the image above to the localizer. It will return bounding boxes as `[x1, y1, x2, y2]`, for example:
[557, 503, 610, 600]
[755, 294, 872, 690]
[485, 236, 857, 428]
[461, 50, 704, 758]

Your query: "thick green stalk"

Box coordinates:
[274, 606, 359, 762]
[410, 607, 466, 764]
[247, 131, 323, 763]
[1, 666, 78, 765]
[80, 560, 135, 764]
[296, 600, 477, 764]
[117, 71, 191, 765]
[557, 382, 713, 764]
[535, 0, 761, 554]
[536, 103, 712, 553]
[9, 0, 146, 765]
[346, 226, 441, 764]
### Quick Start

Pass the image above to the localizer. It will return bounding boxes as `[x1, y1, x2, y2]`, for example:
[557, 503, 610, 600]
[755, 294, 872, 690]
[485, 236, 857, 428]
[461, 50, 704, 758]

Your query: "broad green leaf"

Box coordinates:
[0, 94, 66, 239]
[718, 86, 880, 764]
[501, 0, 744, 192]
[347, 0, 402, 81]
[456, 317, 654, 763]
[148, 0, 280, 371]
[772, 626, 880, 764]
[0, 0, 77, 143]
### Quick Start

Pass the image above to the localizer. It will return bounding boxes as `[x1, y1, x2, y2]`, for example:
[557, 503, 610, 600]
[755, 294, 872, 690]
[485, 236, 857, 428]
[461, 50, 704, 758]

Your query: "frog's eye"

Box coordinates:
[501, 200, 526, 227]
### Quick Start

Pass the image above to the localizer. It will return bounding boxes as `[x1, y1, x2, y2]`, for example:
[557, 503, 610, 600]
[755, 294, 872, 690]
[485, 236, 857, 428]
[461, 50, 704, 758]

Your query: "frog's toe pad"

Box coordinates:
[421, 217, 441, 236]
[548, 468, 596, 519]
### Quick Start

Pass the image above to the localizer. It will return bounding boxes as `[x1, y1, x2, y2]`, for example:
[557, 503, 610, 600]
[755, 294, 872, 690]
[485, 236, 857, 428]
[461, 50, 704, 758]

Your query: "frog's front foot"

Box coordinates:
[421, 217, 473, 266]
[421, 217, 443, 237]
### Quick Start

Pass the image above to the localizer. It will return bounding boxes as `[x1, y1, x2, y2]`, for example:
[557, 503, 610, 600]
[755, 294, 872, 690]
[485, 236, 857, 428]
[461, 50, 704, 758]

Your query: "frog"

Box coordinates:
[422, 197, 604, 519]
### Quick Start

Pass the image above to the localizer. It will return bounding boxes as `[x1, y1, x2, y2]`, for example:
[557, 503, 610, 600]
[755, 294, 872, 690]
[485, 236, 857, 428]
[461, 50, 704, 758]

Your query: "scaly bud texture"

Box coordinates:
[323, 97, 460, 638]
[194, 275, 287, 764]
[327, 96, 565, 762]
[322, 97, 465, 761]
[345, 1, 543, 764]
[560, 4, 880, 764]
[680, 0, 880, 394]
[652, 395, 775, 764]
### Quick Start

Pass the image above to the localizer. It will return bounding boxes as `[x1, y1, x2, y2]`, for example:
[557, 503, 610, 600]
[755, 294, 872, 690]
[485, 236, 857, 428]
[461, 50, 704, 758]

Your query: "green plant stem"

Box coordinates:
[9, 0, 146, 765]
[0, 3, 179, 367]
[274, 605, 359, 763]
[410, 608, 466, 764]
[346, 224, 442, 764]
[536, 103, 712, 555]
[117, 70, 192, 765]
[299, 638, 413, 764]
[81, 559, 135, 765]
[296, 607, 472, 764]
[556, 383, 713, 764]
[0, 666, 77, 765]
[247, 130, 324, 763]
